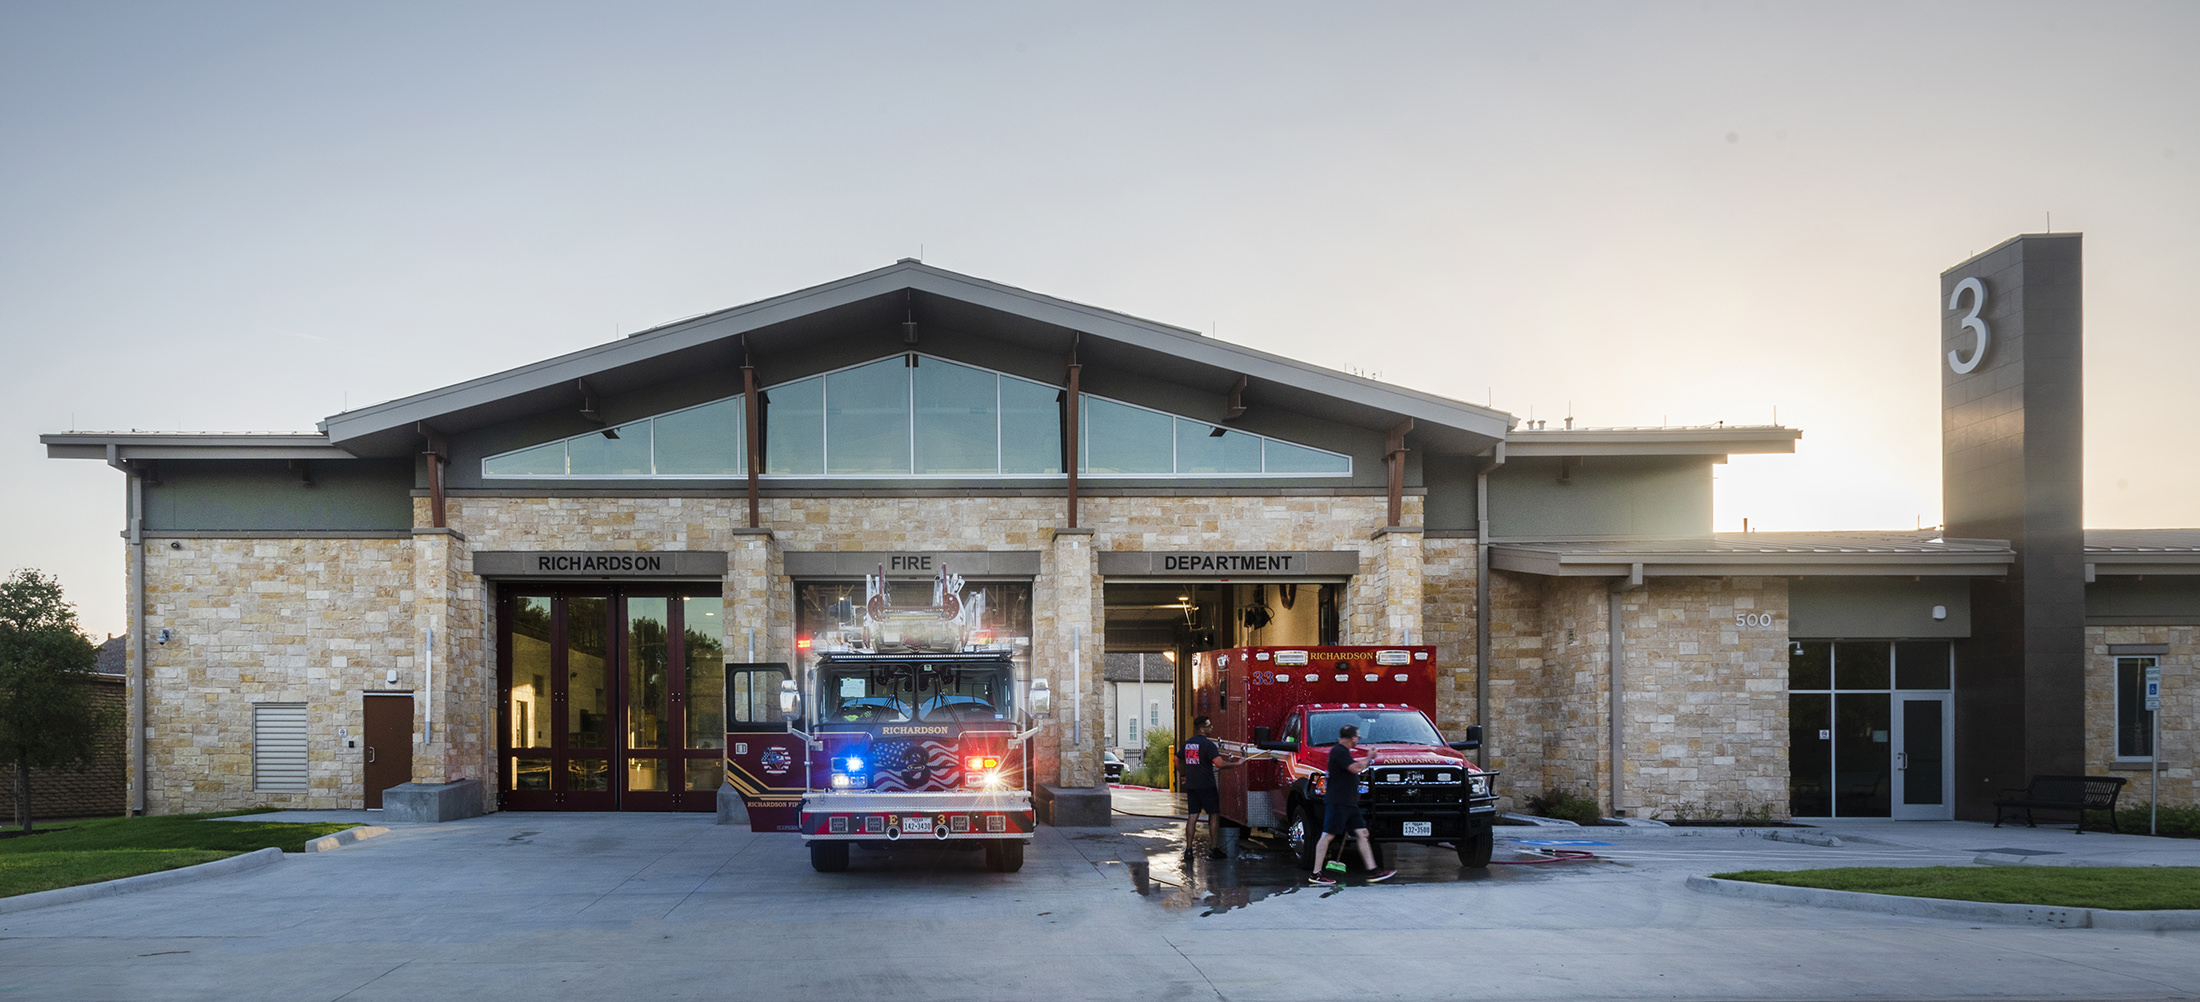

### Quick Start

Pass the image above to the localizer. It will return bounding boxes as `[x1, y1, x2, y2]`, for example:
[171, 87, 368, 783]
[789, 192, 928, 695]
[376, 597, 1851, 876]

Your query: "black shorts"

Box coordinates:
[1185, 787, 1221, 815]
[1323, 801, 1367, 835]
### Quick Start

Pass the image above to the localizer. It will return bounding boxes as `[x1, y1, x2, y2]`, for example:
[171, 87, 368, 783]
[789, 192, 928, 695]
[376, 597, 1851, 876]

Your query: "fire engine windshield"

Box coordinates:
[818, 660, 1016, 724]
[1307, 709, 1443, 746]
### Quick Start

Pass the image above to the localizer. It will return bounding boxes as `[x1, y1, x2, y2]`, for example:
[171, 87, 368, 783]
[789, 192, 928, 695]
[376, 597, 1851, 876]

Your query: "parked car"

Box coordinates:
[1104, 750, 1125, 782]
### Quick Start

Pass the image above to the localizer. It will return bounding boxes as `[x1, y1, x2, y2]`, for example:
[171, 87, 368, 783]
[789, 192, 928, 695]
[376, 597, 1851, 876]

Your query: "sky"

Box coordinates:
[5, 2, 2197, 640]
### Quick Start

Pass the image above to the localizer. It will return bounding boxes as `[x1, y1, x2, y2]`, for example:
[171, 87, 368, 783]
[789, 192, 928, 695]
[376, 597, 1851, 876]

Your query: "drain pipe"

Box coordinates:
[108, 445, 147, 816]
[1474, 442, 1504, 770]
[1609, 563, 1643, 816]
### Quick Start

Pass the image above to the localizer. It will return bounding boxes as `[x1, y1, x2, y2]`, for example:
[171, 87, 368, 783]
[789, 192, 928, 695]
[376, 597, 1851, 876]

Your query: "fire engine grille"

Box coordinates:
[1367, 767, 1468, 806]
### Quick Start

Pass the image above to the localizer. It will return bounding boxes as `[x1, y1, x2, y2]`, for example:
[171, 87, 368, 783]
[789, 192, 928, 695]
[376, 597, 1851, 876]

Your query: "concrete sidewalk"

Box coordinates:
[1, 812, 2192, 1001]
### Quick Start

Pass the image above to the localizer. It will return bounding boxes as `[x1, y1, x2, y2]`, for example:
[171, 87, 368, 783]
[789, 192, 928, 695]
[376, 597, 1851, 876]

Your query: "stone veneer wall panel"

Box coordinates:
[1619, 577, 1789, 819]
[139, 537, 416, 814]
[1420, 537, 1477, 736]
[2086, 624, 2196, 805]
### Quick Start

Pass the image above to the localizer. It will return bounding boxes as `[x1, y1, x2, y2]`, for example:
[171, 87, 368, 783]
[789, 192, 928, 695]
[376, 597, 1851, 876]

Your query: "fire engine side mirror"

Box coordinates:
[778, 678, 801, 719]
[1253, 727, 1272, 745]
[1449, 725, 1482, 751]
[1028, 678, 1052, 717]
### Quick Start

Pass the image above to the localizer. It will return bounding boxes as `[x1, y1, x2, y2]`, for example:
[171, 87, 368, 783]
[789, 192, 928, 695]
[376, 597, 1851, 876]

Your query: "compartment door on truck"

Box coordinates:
[724, 663, 806, 831]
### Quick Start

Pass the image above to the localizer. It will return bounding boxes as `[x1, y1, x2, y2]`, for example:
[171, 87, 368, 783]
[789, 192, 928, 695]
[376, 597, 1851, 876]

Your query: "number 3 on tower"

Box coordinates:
[1946, 276, 1990, 375]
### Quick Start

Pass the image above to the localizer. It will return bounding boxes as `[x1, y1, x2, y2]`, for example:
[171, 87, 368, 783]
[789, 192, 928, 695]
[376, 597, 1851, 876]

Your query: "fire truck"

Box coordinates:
[1192, 645, 1500, 868]
[724, 566, 1041, 873]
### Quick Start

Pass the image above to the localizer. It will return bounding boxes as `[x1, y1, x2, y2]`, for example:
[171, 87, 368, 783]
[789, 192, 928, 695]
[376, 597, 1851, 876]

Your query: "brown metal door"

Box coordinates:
[363, 693, 414, 809]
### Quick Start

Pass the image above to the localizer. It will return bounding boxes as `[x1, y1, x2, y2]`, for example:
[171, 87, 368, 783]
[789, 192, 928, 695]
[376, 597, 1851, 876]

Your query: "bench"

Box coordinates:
[1992, 775, 2126, 833]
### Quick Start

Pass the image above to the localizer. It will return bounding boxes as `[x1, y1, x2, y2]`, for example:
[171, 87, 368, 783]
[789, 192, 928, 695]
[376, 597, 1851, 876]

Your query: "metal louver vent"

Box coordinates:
[253, 703, 309, 793]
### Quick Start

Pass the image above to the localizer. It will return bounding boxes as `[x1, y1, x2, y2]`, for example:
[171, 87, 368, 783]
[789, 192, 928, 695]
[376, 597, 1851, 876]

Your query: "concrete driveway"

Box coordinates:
[2, 810, 2195, 1002]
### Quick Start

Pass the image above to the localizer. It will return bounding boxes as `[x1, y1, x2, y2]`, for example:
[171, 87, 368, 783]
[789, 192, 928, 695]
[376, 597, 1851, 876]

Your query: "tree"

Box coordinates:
[0, 569, 104, 832]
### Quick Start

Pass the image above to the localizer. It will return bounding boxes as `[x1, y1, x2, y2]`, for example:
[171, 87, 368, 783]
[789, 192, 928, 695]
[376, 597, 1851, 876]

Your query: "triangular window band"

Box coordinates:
[483, 354, 1351, 480]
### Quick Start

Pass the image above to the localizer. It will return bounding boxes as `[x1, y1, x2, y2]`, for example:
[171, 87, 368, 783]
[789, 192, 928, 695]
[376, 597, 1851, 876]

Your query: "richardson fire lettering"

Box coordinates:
[535, 554, 665, 572]
[1160, 553, 1297, 572]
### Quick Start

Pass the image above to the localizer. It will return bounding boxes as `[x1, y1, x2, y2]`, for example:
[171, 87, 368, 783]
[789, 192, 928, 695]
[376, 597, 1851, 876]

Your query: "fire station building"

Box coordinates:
[41, 233, 2198, 823]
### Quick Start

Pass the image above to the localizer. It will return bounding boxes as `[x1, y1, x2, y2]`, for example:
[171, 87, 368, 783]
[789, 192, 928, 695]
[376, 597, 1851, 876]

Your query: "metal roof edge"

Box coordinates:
[41, 432, 352, 462]
[1503, 426, 1801, 458]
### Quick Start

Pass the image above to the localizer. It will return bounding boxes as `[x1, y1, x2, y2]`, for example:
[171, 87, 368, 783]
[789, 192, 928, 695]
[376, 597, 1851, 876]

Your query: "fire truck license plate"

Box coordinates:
[1402, 821, 1432, 837]
[903, 817, 934, 834]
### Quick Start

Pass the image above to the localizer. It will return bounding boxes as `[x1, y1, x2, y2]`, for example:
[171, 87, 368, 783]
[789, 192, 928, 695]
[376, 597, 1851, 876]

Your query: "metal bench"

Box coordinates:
[1992, 775, 2127, 833]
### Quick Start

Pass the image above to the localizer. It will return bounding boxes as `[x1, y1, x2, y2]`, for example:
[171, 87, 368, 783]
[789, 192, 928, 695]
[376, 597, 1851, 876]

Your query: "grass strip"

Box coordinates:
[1710, 866, 2200, 911]
[0, 810, 364, 898]
[0, 850, 235, 898]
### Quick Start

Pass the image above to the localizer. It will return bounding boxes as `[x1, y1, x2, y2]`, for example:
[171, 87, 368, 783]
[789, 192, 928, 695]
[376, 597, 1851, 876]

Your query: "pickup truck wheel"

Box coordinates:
[1457, 831, 1493, 868]
[1288, 805, 1320, 871]
[985, 839, 1025, 873]
[809, 841, 850, 873]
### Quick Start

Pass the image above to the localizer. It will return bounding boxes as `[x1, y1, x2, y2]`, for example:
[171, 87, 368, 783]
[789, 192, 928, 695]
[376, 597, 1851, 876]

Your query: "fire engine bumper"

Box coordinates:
[800, 790, 1036, 842]
[1359, 800, 1500, 843]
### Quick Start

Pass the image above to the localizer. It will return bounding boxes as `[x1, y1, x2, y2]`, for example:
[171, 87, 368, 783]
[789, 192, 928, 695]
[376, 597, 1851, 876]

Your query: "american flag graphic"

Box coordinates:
[867, 740, 963, 792]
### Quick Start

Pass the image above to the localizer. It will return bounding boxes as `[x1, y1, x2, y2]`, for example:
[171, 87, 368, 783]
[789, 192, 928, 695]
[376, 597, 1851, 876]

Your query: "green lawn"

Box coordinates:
[0, 810, 363, 898]
[1711, 866, 2200, 911]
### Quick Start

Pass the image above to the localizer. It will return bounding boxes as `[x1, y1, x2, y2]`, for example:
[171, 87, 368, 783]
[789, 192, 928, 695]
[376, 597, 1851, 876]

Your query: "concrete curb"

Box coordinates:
[303, 826, 389, 853]
[0, 847, 282, 915]
[1687, 875, 2200, 930]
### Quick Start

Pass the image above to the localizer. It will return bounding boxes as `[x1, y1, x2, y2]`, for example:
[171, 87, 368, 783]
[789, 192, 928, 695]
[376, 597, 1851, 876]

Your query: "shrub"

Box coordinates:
[1524, 786, 1604, 825]
[2086, 801, 2200, 839]
[1138, 728, 1175, 787]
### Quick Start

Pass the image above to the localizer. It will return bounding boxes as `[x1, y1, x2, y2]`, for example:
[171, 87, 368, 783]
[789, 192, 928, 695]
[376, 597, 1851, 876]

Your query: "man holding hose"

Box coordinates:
[1310, 723, 1394, 885]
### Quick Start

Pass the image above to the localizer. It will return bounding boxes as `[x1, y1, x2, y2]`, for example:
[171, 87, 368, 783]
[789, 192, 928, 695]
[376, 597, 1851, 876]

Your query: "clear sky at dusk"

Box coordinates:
[5, 2, 2196, 639]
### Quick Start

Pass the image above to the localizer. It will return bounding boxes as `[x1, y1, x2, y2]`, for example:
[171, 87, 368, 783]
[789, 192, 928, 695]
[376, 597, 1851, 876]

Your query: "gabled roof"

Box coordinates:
[316, 260, 1516, 459]
[1491, 531, 2016, 578]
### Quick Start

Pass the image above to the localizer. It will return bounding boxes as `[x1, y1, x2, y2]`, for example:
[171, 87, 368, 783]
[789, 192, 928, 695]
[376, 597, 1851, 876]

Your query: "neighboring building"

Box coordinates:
[40, 237, 2197, 821]
[0, 637, 128, 822]
[1103, 651, 1175, 752]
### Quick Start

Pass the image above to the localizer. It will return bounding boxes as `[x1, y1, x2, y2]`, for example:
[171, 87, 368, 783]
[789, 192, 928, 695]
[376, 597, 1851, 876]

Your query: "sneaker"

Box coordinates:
[1309, 873, 1336, 886]
[1365, 869, 1397, 883]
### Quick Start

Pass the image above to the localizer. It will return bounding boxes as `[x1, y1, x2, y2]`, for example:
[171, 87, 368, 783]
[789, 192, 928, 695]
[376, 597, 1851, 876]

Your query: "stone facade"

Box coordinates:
[2085, 624, 2196, 806]
[135, 537, 417, 813]
[1485, 572, 1789, 819]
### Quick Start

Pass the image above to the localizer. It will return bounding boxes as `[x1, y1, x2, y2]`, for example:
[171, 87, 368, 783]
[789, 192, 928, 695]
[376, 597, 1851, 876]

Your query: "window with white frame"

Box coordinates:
[2116, 656, 2157, 759]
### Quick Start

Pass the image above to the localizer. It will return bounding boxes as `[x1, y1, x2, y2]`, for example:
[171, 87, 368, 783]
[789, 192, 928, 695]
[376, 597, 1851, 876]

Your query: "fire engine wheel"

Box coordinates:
[1458, 831, 1493, 868]
[809, 841, 850, 873]
[984, 839, 1025, 873]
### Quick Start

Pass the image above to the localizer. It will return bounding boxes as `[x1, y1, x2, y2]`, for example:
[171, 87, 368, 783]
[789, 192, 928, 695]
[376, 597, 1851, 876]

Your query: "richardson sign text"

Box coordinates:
[1162, 553, 1299, 573]
[538, 554, 663, 573]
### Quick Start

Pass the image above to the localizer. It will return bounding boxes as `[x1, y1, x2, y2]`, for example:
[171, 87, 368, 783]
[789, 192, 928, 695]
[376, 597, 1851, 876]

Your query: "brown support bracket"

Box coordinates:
[577, 378, 606, 425]
[1064, 362, 1082, 530]
[417, 421, 449, 529]
[1224, 374, 1247, 421]
[743, 362, 761, 530]
[1384, 418, 1414, 528]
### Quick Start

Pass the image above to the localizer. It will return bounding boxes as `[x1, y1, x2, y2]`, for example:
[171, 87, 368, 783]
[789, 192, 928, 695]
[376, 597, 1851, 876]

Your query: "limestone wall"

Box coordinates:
[1619, 577, 1790, 820]
[137, 537, 416, 813]
[2085, 624, 2196, 806]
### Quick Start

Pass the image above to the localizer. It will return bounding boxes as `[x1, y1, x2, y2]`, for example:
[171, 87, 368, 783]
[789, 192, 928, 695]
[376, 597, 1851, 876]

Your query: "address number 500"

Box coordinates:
[1735, 613, 1778, 628]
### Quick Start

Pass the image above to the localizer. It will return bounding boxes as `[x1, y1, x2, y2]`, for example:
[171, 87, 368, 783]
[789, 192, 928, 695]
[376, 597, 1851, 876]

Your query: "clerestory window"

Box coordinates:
[482, 353, 1352, 480]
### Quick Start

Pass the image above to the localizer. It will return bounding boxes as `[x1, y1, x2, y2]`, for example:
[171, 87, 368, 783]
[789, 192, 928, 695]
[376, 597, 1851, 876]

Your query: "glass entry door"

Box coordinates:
[1891, 694, 1953, 820]
[499, 586, 726, 811]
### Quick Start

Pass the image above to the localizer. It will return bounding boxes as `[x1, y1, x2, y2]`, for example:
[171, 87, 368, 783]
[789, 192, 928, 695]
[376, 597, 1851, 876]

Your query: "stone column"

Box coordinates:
[1361, 526, 1426, 644]
[409, 527, 489, 809]
[1040, 527, 1099, 788]
[724, 529, 781, 665]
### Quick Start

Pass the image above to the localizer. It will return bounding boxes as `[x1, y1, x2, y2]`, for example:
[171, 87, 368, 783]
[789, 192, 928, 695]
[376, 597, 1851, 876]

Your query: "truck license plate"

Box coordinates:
[903, 817, 933, 834]
[1401, 821, 1432, 837]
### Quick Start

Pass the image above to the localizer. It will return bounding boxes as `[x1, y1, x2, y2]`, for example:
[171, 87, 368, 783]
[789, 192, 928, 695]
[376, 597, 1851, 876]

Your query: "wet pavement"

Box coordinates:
[3, 802, 2195, 1001]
